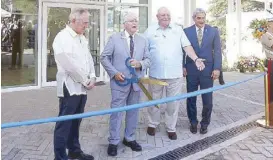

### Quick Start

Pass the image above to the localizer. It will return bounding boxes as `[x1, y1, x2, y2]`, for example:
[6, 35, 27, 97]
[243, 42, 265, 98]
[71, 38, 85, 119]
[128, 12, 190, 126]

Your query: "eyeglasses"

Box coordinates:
[125, 19, 138, 23]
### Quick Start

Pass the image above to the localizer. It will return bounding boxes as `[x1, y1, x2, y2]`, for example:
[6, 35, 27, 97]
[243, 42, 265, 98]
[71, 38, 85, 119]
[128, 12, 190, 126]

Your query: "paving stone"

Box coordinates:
[1, 72, 267, 160]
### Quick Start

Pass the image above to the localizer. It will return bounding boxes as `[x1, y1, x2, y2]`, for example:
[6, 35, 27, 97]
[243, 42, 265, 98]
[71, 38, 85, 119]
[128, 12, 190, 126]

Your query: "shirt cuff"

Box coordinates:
[89, 73, 96, 78]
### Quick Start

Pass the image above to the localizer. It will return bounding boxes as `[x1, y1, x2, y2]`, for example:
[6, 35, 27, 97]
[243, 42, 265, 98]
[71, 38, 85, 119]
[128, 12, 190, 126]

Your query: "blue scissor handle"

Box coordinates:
[125, 57, 136, 75]
[115, 57, 139, 86]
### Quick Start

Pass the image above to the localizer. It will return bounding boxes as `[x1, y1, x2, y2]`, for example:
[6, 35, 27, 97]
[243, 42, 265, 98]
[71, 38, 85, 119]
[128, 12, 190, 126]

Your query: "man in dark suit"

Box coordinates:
[183, 8, 222, 134]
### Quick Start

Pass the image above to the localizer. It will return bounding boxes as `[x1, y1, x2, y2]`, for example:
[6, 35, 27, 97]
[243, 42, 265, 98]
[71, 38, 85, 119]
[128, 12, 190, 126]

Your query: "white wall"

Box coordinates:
[150, 0, 183, 24]
[240, 11, 266, 59]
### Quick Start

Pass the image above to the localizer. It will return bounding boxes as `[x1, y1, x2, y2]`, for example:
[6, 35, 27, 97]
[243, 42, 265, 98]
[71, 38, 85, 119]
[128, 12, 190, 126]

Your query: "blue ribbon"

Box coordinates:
[1, 72, 266, 129]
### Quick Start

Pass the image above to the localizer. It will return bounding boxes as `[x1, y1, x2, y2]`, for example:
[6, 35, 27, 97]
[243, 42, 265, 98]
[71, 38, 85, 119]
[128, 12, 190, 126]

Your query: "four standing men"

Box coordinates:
[53, 7, 222, 159]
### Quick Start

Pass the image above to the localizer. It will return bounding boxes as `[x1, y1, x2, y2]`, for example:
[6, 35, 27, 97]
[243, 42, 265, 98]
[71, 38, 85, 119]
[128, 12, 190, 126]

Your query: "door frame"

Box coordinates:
[40, 1, 105, 87]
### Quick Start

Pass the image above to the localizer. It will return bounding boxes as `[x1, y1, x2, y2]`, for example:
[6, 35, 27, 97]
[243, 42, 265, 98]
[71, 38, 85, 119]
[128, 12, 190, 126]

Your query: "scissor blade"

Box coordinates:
[139, 78, 168, 86]
[138, 82, 159, 108]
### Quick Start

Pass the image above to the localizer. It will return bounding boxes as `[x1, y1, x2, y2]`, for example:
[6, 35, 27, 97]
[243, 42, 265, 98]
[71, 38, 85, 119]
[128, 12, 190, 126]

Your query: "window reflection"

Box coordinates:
[108, 0, 148, 4]
[1, 3, 38, 87]
[107, 5, 148, 38]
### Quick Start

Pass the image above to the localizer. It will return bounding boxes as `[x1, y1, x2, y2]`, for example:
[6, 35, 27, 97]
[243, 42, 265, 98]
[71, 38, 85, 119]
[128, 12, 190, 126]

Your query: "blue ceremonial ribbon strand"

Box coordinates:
[1, 72, 266, 129]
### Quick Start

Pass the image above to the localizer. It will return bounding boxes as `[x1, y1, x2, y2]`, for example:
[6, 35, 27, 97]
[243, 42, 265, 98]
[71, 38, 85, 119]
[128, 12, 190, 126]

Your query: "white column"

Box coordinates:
[236, 0, 242, 58]
[189, 0, 196, 25]
[183, 0, 190, 27]
[226, 0, 241, 68]
[148, 0, 152, 26]
[183, 0, 196, 28]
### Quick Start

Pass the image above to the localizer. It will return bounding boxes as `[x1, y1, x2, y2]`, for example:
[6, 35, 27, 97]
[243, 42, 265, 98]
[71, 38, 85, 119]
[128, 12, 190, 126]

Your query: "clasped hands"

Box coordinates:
[85, 77, 96, 90]
[114, 59, 141, 82]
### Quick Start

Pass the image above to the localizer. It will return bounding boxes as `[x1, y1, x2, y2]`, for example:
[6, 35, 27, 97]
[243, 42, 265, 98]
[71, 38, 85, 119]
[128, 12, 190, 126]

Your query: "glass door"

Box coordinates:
[41, 2, 104, 86]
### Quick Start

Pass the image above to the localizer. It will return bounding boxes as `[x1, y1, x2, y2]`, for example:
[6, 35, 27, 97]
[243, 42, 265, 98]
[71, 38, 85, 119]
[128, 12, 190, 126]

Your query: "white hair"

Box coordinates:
[192, 8, 206, 19]
[123, 12, 138, 23]
[69, 8, 89, 21]
[157, 7, 170, 15]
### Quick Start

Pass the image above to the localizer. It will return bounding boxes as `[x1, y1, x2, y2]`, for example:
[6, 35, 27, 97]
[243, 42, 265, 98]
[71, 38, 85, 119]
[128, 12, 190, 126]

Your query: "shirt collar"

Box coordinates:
[66, 25, 78, 37]
[156, 23, 173, 30]
[195, 25, 205, 32]
[124, 30, 135, 39]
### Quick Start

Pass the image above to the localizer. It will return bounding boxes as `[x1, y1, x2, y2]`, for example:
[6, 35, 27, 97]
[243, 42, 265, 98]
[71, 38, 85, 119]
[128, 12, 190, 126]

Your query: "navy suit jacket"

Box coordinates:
[183, 24, 222, 76]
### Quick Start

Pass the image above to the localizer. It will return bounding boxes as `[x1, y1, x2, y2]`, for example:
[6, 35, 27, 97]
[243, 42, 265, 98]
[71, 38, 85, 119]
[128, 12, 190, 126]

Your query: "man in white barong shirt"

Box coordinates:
[52, 8, 95, 160]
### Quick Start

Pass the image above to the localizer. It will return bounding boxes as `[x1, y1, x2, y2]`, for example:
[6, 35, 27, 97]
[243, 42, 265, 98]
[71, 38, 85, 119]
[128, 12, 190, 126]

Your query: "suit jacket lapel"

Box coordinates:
[191, 25, 200, 49]
[133, 34, 138, 58]
[121, 31, 130, 57]
[201, 25, 209, 48]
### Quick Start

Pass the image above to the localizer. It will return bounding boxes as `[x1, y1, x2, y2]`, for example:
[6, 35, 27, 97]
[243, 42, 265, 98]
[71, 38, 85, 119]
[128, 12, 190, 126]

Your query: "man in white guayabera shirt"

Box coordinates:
[52, 8, 95, 160]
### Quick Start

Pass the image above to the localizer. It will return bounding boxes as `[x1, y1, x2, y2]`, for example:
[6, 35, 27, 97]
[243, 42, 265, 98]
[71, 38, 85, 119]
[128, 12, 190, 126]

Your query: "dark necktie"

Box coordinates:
[129, 35, 134, 57]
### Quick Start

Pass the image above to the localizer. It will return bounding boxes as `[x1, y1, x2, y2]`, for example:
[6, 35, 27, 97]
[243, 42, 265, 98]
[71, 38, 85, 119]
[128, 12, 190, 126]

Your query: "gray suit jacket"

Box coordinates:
[100, 31, 151, 92]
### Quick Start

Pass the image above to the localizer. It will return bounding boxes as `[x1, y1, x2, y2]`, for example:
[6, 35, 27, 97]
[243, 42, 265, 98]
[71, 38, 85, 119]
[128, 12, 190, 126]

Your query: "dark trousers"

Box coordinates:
[11, 47, 23, 67]
[186, 75, 213, 127]
[219, 71, 224, 83]
[54, 85, 87, 160]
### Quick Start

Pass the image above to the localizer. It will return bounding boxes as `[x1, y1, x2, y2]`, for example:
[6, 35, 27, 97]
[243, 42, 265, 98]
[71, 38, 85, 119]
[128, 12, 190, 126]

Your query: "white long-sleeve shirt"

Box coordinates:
[53, 25, 96, 97]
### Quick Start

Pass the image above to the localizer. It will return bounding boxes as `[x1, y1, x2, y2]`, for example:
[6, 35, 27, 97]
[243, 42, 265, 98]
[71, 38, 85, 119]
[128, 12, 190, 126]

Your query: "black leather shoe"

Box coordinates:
[219, 81, 225, 85]
[107, 144, 118, 156]
[167, 132, 177, 140]
[200, 126, 208, 134]
[190, 124, 197, 134]
[122, 139, 142, 151]
[147, 127, 156, 136]
[68, 152, 94, 160]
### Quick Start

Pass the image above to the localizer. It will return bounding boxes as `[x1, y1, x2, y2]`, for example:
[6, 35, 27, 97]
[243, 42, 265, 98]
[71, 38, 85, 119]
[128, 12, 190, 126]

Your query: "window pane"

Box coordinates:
[107, 6, 148, 37]
[108, 0, 148, 4]
[1, 0, 38, 87]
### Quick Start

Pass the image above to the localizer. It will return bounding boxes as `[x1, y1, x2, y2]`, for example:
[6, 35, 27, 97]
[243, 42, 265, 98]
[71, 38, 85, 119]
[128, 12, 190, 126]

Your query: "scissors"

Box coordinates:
[115, 57, 168, 108]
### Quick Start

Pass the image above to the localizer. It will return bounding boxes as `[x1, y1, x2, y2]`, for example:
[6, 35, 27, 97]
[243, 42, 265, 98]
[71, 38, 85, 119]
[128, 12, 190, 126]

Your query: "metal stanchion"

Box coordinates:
[257, 59, 273, 128]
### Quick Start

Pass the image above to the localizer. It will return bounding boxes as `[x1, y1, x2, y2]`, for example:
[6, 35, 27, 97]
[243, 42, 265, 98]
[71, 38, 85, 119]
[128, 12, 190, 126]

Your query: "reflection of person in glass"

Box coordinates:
[10, 20, 24, 69]
[52, 8, 95, 160]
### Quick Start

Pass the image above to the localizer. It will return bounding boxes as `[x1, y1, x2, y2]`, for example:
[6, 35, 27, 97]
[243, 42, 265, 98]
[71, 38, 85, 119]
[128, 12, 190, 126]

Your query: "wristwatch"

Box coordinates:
[194, 58, 199, 63]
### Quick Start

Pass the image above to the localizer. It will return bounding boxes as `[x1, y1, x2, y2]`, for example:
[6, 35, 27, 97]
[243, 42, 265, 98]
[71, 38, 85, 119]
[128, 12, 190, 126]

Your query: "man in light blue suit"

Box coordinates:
[183, 8, 222, 135]
[100, 12, 150, 156]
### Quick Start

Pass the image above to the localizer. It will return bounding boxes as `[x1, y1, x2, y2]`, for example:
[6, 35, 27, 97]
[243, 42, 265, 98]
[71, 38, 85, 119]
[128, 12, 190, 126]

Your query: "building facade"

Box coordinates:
[1, 0, 269, 92]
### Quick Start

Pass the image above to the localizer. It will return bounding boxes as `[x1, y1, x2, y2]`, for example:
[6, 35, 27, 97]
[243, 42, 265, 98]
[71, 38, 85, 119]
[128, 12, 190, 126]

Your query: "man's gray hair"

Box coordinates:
[123, 12, 138, 23]
[192, 8, 206, 19]
[69, 8, 89, 21]
[157, 7, 170, 15]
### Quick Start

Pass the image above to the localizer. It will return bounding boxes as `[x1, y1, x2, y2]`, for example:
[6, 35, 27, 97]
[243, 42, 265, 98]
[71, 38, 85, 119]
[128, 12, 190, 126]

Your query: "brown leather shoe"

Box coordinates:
[167, 132, 177, 140]
[147, 127, 155, 136]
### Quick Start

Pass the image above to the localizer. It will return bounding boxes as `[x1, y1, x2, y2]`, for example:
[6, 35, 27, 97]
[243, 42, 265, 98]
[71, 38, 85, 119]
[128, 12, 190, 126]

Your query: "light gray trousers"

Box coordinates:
[108, 88, 140, 145]
[147, 78, 182, 132]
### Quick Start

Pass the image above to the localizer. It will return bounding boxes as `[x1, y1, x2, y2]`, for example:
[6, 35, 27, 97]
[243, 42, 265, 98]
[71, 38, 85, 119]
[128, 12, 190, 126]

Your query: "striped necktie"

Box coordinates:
[198, 28, 203, 46]
[129, 35, 134, 57]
